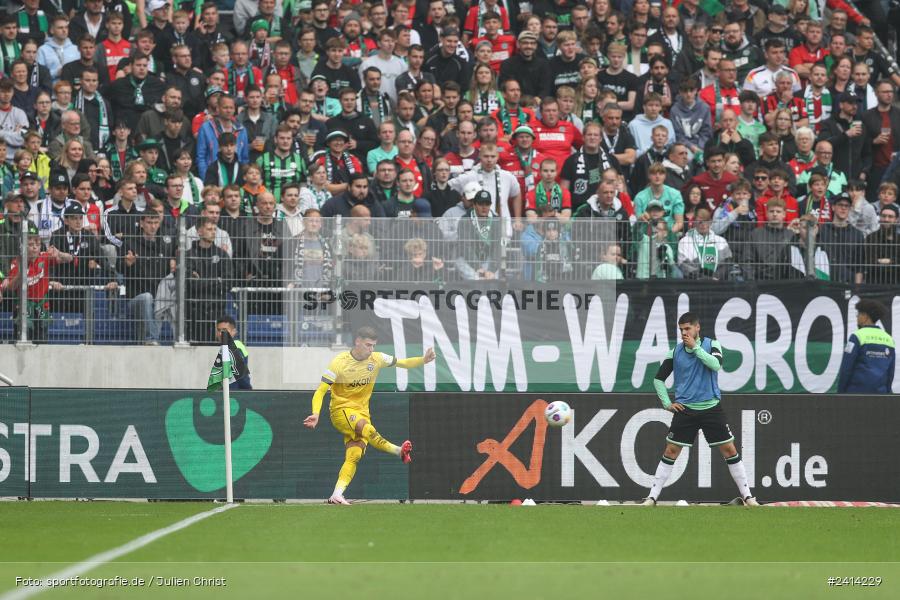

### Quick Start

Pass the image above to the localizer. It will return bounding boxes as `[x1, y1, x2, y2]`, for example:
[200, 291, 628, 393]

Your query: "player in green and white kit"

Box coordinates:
[257, 124, 308, 200]
[642, 312, 758, 506]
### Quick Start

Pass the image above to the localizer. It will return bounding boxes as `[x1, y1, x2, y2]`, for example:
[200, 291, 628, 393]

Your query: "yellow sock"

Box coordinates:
[334, 445, 364, 496]
[360, 423, 400, 456]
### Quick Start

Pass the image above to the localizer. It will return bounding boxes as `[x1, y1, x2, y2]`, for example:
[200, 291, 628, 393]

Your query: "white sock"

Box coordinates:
[332, 483, 346, 497]
[648, 458, 675, 500]
[727, 455, 752, 498]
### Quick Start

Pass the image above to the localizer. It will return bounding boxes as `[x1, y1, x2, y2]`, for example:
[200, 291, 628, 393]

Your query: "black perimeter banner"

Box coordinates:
[410, 394, 899, 503]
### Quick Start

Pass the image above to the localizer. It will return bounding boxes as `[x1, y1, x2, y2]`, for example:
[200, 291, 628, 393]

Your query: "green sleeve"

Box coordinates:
[653, 378, 672, 409]
[694, 340, 722, 372]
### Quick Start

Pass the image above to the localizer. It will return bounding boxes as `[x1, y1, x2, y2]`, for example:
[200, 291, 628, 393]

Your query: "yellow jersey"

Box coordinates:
[322, 350, 396, 414]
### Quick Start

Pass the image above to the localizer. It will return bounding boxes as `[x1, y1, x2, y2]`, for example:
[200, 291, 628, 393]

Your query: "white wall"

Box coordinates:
[0, 344, 342, 389]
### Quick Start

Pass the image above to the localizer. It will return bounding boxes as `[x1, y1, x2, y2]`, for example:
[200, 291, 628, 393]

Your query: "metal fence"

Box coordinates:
[2, 213, 899, 346]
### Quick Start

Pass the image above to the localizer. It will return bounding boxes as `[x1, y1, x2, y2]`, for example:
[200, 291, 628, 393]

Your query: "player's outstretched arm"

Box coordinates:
[394, 347, 437, 369]
[303, 381, 332, 429]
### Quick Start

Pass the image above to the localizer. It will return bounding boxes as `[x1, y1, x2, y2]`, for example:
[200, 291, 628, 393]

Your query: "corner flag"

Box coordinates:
[207, 330, 249, 391]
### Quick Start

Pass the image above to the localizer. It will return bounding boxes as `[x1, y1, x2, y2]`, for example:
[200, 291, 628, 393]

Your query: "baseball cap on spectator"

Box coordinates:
[63, 203, 85, 218]
[769, 5, 788, 15]
[838, 90, 862, 104]
[137, 138, 160, 151]
[297, 0, 313, 11]
[518, 30, 538, 43]
[19, 171, 38, 183]
[310, 74, 328, 84]
[463, 181, 482, 201]
[326, 130, 350, 143]
[4, 192, 25, 205]
[50, 171, 69, 189]
[26, 222, 39, 237]
[646, 200, 665, 211]
[250, 18, 270, 34]
[473, 190, 493, 205]
[412, 198, 433, 217]
[832, 193, 852, 206]
[513, 125, 535, 138]
[474, 40, 492, 52]
[205, 85, 225, 99]
[147, 0, 169, 12]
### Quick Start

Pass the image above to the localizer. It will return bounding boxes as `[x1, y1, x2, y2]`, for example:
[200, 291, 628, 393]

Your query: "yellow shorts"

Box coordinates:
[330, 408, 372, 445]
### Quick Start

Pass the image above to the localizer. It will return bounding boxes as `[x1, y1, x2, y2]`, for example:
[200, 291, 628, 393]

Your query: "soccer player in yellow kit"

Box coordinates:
[303, 326, 436, 505]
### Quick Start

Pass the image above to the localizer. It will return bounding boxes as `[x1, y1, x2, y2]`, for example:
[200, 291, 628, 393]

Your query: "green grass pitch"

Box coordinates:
[1, 502, 897, 599]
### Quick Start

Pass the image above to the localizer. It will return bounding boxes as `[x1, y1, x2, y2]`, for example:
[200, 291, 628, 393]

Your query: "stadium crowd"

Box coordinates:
[1, 0, 900, 343]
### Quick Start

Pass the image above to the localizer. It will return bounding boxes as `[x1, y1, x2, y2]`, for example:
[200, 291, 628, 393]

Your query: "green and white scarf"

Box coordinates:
[76, 91, 110, 147]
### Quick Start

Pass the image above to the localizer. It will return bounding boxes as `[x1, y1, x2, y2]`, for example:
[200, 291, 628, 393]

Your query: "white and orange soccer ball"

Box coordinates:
[544, 401, 572, 427]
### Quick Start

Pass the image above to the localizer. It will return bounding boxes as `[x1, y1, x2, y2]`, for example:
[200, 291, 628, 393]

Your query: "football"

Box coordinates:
[544, 401, 572, 427]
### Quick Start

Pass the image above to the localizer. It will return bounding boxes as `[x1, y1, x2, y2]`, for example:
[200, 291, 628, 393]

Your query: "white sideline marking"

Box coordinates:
[1, 503, 238, 600]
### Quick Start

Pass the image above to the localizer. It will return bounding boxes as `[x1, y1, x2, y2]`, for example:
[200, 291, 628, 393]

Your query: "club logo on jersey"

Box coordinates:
[367, 363, 374, 371]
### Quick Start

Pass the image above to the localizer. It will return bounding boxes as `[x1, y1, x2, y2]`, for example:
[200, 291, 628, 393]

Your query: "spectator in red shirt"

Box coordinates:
[463, 0, 511, 46]
[761, 71, 809, 129]
[686, 147, 738, 208]
[525, 158, 572, 220]
[788, 21, 828, 83]
[699, 59, 740, 128]
[490, 78, 536, 142]
[499, 125, 546, 197]
[268, 41, 304, 106]
[471, 12, 516, 74]
[756, 168, 800, 226]
[222, 40, 263, 104]
[532, 97, 581, 180]
[0, 223, 73, 342]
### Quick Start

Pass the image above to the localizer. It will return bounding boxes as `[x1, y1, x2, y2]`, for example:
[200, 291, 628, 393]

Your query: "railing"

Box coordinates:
[2, 214, 898, 346]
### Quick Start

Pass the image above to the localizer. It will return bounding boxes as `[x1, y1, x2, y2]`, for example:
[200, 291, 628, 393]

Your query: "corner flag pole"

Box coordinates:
[221, 342, 234, 504]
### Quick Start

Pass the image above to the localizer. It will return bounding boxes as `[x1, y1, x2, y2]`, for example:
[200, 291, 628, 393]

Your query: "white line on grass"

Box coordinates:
[1, 503, 239, 600]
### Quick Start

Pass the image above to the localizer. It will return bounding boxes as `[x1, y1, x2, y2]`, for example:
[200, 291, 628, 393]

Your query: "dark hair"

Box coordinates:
[758, 131, 779, 145]
[355, 326, 378, 341]
[856, 299, 886, 323]
[349, 172, 369, 185]
[679, 77, 699, 92]
[764, 38, 786, 51]
[847, 179, 867, 192]
[71, 173, 91, 188]
[739, 89, 760, 103]
[704, 146, 726, 162]
[769, 168, 789, 181]
[216, 315, 237, 328]
[678, 312, 699, 325]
